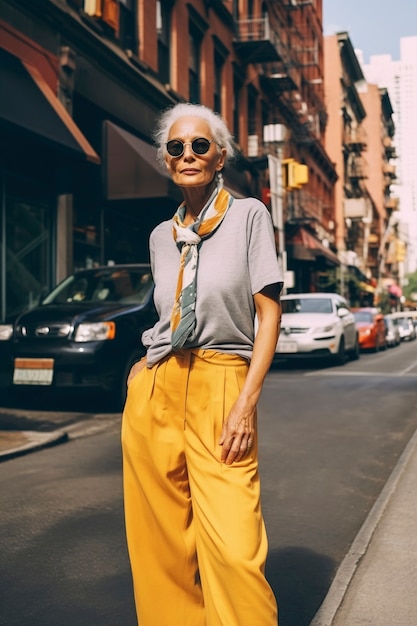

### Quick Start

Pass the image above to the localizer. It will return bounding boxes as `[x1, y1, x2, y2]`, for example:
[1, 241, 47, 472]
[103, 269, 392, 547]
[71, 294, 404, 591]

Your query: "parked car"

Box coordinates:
[352, 307, 387, 352]
[395, 316, 417, 342]
[0, 264, 157, 408]
[384, 315, 401, 348]
[276, 292, 360, 364]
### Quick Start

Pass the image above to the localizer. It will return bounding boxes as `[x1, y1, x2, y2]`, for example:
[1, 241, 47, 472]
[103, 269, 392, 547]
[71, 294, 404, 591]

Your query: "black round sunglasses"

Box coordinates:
[166, 137, 215, 157]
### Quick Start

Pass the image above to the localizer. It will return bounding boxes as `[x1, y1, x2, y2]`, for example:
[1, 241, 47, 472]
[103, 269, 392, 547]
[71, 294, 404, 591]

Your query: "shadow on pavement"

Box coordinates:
[270, 357, 334, 372]
[266, 546, 335, 626]
[0, 388, 119, 417]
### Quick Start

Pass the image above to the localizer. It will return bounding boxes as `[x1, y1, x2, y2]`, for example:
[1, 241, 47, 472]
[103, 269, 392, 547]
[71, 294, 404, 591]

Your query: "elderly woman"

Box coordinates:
[122, 102, 282, 626]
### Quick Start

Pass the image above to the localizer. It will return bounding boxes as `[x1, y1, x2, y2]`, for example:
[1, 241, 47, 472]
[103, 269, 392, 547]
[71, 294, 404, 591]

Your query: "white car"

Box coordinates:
[276, 292, 360, 364]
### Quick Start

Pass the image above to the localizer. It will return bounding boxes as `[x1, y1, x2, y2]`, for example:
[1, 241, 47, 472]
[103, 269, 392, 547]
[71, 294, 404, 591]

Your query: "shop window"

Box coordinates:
[1, 173, 52, 319]
[73, 206, 102, 272]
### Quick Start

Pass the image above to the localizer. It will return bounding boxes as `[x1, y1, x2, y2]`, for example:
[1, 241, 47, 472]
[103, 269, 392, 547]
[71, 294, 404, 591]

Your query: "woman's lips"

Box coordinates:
[180, 168, 200, 174]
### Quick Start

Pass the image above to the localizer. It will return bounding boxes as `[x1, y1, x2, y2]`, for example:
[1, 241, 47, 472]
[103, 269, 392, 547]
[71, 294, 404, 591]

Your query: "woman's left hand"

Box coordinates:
[219, 399, 256, 465]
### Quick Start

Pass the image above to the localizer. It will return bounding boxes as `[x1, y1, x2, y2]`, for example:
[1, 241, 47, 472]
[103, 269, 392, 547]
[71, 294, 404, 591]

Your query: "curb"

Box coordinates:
[309, 425, 417, 626]
[0, 430, 69, 462]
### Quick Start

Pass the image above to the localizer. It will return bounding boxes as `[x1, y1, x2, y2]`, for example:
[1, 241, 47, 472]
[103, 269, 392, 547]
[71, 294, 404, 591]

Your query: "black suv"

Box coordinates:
[0, 264, 157, 408]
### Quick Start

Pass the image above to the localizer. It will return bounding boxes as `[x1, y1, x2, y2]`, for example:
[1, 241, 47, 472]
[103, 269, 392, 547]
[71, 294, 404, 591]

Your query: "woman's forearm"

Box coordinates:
[239, 295, 281, 407]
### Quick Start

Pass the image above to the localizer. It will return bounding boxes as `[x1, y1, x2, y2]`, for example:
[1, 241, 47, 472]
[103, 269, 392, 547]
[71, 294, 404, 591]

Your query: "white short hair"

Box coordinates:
[153, 103, 235, 165]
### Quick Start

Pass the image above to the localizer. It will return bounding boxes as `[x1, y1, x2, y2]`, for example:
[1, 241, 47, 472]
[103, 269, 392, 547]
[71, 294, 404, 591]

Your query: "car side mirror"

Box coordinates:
[337, 307, 350, 318]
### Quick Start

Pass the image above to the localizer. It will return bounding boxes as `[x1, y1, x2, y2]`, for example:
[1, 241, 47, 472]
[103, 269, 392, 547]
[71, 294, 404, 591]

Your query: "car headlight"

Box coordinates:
[313, 323, 336, 335]
[74, 321, 116, 342]
[0, 324, 13, 340]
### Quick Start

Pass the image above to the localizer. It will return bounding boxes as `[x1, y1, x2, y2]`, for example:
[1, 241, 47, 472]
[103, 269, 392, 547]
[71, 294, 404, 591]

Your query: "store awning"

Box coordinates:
[286, 227, 340, 266]
[0, 48, 100, 164]
[104, 120, 182, 201]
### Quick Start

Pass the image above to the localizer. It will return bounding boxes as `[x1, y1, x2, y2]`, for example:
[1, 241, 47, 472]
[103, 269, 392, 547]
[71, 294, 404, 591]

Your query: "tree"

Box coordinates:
[403, 270, 417, 304]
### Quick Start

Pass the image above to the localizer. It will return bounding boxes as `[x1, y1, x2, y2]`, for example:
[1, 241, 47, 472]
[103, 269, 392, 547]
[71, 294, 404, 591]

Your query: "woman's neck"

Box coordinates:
[181, 181, 217, 224]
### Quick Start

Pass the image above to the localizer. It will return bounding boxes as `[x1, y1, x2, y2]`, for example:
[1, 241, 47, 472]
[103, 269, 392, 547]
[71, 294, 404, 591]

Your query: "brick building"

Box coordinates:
[324, 32, 397, 307]
[1, 0, 339, 321]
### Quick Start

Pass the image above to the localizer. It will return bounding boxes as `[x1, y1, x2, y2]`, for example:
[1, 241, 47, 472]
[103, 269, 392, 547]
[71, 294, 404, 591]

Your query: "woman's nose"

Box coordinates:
[182, 143, 195, 159]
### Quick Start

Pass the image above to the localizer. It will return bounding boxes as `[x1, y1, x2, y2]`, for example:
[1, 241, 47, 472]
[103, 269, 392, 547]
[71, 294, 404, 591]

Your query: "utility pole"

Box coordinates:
[264, 124, 287, 292]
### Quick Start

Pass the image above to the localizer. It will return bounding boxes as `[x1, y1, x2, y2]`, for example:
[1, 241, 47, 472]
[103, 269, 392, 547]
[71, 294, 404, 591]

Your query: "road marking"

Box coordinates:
[400, 358, 417, 375]
[305, 370, 417, 378]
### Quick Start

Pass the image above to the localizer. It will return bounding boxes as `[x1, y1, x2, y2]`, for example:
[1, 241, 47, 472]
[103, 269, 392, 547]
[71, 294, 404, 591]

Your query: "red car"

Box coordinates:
[352, 307, 387, 352]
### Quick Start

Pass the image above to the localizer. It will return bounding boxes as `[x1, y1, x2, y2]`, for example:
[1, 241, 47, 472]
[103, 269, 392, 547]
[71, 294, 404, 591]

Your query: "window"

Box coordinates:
[232, 0, 239, 20]
[189, 24, 202, 103]
[214, 50, 224, 114]
[119, 0, 137, 51]
[261, 101, 269, 132]
[233, 71, 243, 144]
[84, 0, 137, 50]
[247, 87, 257, 136]
[157, 0, 171, 85]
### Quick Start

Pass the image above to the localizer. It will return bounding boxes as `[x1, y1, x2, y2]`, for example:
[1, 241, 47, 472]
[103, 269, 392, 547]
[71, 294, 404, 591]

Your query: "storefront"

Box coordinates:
[0, 38, 99, 322]
[285, 225, 340, 293]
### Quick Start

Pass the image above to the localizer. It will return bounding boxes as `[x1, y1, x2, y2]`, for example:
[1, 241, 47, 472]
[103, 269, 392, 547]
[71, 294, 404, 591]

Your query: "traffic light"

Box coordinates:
[282, 159, 309, 190]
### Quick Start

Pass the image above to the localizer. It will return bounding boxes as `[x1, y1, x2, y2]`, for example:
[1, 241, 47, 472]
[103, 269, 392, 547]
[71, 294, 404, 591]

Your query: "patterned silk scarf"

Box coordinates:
[170, 186, 234, 349]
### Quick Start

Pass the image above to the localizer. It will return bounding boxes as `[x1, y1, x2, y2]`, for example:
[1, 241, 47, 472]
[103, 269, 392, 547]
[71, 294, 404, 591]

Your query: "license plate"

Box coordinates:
[13, 358, 54, 385]
[276, 341, 298, 354]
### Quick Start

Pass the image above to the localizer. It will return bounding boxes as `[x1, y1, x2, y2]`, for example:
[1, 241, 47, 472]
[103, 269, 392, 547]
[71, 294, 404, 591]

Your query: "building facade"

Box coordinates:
[363, 37, 417, 275]
[324, 32, 398, 308]
[233, 0, 339, 293]
[1, 0, 340, 322]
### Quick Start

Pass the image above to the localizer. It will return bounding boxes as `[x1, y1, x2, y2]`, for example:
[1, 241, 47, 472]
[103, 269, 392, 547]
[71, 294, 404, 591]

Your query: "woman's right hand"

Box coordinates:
[127, 357, 147, 385]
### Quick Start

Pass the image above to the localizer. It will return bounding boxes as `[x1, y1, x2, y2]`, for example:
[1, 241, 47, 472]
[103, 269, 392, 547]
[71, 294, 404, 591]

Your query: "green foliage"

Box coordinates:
[378, 291, 391, 314]
[404, 270, 417, 303]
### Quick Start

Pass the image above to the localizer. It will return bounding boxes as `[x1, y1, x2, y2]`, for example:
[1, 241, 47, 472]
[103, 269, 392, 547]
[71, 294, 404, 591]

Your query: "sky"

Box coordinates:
[323, 0, 417, 64]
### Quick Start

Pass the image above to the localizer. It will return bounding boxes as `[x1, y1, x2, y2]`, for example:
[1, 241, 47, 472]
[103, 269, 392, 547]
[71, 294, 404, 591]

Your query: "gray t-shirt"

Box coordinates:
[142, 196, 283, 366]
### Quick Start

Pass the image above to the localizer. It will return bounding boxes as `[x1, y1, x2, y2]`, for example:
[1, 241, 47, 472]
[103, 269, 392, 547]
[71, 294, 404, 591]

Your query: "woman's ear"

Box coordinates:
[217, 147, 227, 170]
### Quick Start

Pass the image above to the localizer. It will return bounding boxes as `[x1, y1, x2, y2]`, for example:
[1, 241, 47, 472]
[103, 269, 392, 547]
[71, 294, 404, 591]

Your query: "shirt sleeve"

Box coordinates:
[247, 200, 284, 295]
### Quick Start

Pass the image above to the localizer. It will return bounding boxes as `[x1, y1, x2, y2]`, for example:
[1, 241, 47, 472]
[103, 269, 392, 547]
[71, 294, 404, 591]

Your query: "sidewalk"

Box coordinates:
[0, 403, 120, 462]
[0, 428, 68, 461]
[310, 425, 417, 626]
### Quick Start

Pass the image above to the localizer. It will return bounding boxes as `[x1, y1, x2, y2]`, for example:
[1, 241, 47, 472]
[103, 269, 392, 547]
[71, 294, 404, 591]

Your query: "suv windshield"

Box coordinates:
[282, 298, 333, 314]
[42, 267, 153, 306]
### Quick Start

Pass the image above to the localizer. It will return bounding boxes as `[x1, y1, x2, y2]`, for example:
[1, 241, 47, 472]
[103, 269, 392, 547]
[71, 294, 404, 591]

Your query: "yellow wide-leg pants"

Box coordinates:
[122, 349, 278, 626]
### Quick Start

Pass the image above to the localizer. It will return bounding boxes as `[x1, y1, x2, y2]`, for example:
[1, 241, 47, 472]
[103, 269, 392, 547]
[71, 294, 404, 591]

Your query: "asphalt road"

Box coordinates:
[0, 340, 416, 626]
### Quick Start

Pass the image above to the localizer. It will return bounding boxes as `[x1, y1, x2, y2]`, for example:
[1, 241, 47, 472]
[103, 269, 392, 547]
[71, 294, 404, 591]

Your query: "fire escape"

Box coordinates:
[233, 1, 339, 292]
